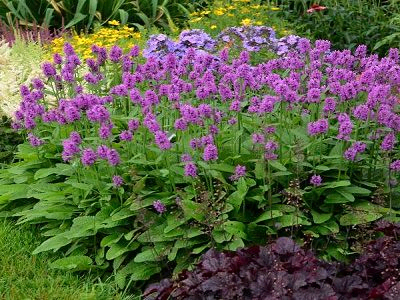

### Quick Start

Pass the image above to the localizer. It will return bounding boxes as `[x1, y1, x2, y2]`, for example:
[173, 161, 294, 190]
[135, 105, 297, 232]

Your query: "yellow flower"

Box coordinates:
[270, 6, 280, 11]
[108, 20, 120, 26]
[210, 25, 217, 29]
[200, 10, 211, 15]
[214, 8, 225, 16]
[189, 17, 202, 23]
[255, 21, 263, 25]
[240, 18, 252, 26]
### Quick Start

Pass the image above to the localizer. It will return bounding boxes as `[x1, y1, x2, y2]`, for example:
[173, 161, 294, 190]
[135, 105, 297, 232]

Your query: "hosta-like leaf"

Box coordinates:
[254, 210, 283, 223]
[340, 212, 382, 226]
[115, 260, 162, 288]
[32, 235, 71, 254]
[311, 210, 332, 224]
[49, 255, 92, 271]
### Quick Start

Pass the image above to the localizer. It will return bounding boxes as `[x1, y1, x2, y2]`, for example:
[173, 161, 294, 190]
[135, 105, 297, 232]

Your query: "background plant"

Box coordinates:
[0, 0, 195, 34]
[276, 0, 400, 57]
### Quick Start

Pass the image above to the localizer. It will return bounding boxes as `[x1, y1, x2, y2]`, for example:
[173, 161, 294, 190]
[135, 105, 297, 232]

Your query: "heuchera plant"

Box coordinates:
[1, 27, 400, 288]
[144, 222, 400, 299]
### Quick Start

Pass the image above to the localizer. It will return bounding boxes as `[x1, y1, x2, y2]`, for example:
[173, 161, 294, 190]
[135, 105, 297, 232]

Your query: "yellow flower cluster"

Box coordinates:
[188, 1, 290, 37]
[188, 0, 284, 32]
[46, 23, 142, 60]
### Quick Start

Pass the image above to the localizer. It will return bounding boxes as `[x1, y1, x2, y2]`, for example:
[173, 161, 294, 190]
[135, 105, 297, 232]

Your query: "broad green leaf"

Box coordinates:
[181, 200, 206, 222]
[311, 210, 332, 224]
[340, 186, 371, 195]
[106, 241, 139, 260]
[223, 221, 247, 239]
[340, 212, 382, 226]
[32, 235, 71, 254]
[276, 214, 311, 227]
[336, 190, 355, 202]
[65, 12, 87, 29]
[324, 180, 351, 189]
[134, 249, 161, 262]
[226, 237, 245, 251]
[254, 210, 283, 223]
[268, 160, 287, 171]
[101, 233, 123, 247]
[49, 255, 92, 271]
[115, 261, 161, 288]
[324, 192, 353, 204]
[212, 229, 232, 243]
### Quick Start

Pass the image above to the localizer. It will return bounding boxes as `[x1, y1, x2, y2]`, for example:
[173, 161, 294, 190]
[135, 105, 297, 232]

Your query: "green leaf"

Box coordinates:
[311, 210, 332, 224]
[134, 249, 160, 262]
[223, 221, 247, 239]
[32, 235, 71, 254]
[276, 214, 311, 227]
[115, 261, 161, 288]
[100, 233, 123, 247]
[324, 180, 351, 189]
[268, 160, 287, 171]
[49, 255, 92, 271]
[324, 192, 353, 204]
[336, 190, 355, 202]
[65, 12, 87, 29]
[181, 200, 206, 222]
[212, 229, 232, 243]
[340, 186, 371, 195]
[254, 210, 283, 223]
[340, 212, 382, 226]
[106, 241, 139, 260]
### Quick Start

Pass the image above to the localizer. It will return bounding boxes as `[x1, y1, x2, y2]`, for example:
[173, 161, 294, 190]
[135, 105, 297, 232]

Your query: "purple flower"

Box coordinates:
[109, 45, 123, 62]
[42, 62, 56, 77]
[107, 148, 120, 166]
[353, 104, 370, 121]
[230, 165, 246, 181]
[112, 175, 124, 187]
[97, 145, 109, 159]
[81, 148, 97, 166]
[381, 132, 396, 151]
[99, 123, 113, 139]
[307, 119, 329, 136]
[27, 133, 44, 147]
[87, 105, 110, 123]
[310, 175, 322, 187]
[120, 130, 133, 141]
[174, 118, 188, 131]
[128, 119, 140, 131]
[203, 144, 218, 161]
[153, 200, 166, 214]
[390, 160, 400, 172]
[181, 153, 192, 162]
[69, 131, 82, 144]
[252, 133, 265, 144]
[53, 53, 63, 64]
[323, 97, 336, 114]
[154, 131, 172, 150]
[184, 162, 198, 177]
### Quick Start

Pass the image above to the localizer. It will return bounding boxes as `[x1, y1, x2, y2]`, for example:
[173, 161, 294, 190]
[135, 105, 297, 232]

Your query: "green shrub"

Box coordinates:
[276, 0, 400, 56]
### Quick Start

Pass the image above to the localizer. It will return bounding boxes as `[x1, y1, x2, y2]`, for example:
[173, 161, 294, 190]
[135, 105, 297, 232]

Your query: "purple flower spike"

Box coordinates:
[153, 200, 166, 214]
[107, 148, 120, 166]
[203, 144, 218, 161]
[310, 175, 322, 187]
[81, 148, 97, 166]
[230, 165, 246, 181]
[112, 175, 124, 187]
[184, 162, 198, 177]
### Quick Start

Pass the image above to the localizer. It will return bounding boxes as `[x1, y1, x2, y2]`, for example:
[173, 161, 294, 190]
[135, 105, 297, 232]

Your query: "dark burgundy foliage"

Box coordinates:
[144, 223, 400, 300]
[0, 19, 67, 46]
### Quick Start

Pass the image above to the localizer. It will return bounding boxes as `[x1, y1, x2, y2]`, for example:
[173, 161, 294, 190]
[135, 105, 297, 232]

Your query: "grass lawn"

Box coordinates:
[0, 220, 134, 300]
